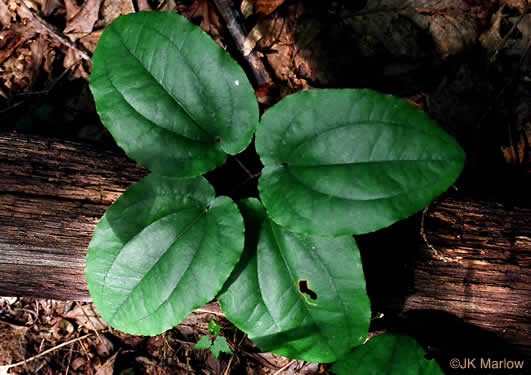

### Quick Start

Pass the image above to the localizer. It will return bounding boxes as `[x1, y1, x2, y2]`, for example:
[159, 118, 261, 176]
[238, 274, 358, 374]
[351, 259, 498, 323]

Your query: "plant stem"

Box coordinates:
[212, 0, 272, 87]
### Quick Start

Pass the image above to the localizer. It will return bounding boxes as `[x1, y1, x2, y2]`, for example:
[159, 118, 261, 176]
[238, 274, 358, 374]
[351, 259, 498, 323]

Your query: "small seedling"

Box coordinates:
[194, 320, 233, 359]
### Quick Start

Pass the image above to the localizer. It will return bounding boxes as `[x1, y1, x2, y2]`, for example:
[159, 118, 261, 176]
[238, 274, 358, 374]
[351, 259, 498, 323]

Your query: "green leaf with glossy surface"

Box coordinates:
[218, 199, 371, 363]
[332, 333, 444, 375]
[85, 175, 244, 335]
[256, 89, 465, 236]
[90, 12, 259, 177]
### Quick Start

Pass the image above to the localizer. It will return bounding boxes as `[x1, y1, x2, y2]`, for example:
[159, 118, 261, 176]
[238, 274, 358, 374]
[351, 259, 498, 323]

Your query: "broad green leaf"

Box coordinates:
[332, 333, 444, 375]
[256, 89, 465, 236]
[85, 175, 244, 335]
[210, 336, 233, 358]
[218, 199, 370, 363]
[90, 12, 259, 177]
[194, 335, 212, 350]
[208, 319, 221, 336]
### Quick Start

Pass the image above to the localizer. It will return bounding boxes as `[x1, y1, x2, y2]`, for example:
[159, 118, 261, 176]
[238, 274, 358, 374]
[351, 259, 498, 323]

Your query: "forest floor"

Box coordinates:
[0, 0, 530, 374]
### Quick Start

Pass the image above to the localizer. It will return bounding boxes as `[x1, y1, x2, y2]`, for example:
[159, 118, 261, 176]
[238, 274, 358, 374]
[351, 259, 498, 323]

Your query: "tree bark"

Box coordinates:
[0, 133, 529, 357]
[0, 133, 148, 300]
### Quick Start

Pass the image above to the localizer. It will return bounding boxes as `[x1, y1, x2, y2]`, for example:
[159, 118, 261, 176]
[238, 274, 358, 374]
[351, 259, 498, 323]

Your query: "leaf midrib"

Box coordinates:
[108, 25, 214, 143]
[106, 207, 208, 322]
[103, 74, 212, 146]
[283, 165, 452, 202]
[267, 220, 336, 356]
[285, 159, 464, 168]
[283, 120, 458, 164]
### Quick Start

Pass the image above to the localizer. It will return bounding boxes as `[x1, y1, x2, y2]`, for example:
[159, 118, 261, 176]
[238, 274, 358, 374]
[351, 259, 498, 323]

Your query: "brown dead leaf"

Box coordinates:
[64, 303, 108, 331]
[0, 325, 28, 367]
[0, 31, 26, 65]
[42, 43, 57, 74]
[245, 14, 295, 81]
[98, 0, 135, 28]
[51, 318, 75, 339]
[0, 0, 15, 26]
[95, 351, 119, 375]
[120, 0, 134, 15]
[95, 334, 115, 356]
[501, 0, 529, 12]
[508, 92, 531, 165]
[176, 0, 200, 19]
[71, 356, 87, 370]
[508, 14, 531, 55]
[241, 0, 254, 18]
[64, 0, 81, 21]
[243, 21, 267, 56]
[479, 5, 505, 55]
[64, 0, 103, 33]
[79, 29, 103, 53]
[257, 352, 292, 369]
[193, 0, 223, 45]
[0, 26, 38, 93]
[406, 0, 481, 58]
[99, 0, 120, 25]
[359, 0, 483, 58]
[43, 0, 65, 16]
[250, 0, 285, 16]
[137, 0, 152, 11]
[481, 10, 531, 58]
[29, 35, 49, 85]
[64, 47, 89, 79]
[145, 336, 164, 357]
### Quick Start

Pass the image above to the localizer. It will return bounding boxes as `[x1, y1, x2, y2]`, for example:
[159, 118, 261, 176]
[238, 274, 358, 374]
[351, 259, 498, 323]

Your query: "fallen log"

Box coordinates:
[0, 133, 148, 300]
[0, 133, 529, 361]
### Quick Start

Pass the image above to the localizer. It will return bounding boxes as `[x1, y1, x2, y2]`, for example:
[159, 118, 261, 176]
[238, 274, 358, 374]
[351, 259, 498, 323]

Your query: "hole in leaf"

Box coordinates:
[215, 137, 221, 144]
[298, 280, 317, 300]
[281, 162, 288, 167]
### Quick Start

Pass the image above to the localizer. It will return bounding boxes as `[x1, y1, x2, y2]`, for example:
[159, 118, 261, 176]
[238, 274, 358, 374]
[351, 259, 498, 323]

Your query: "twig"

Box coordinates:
[15, 0, 91, 61]
[19, 308, 38, 325]
[76, 302, 103, 344]
[490, 3, 529, 63]
[234, 157, 254, 178]
[194, 307, 226, 317]
[195, 301, 226, 316]
[15, 58, 82, 97]
[0, 333, 93, 370]
[223, 354, 234, 375]
[0, 319, 28, 330]
[34, 300, 40, 324]
[64, 341, 75, 375]
[78, 333, 94, 375]
[222, 330, 244, 375]
[212, 0, 272, 86]
[165, 335, 196, 346]
[0, 100, 24, 113]
[272, 359, 296, 375]
[248, 352, 281, 370]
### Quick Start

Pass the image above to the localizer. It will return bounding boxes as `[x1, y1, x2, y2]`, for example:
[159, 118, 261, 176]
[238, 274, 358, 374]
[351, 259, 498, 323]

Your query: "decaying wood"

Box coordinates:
[0, 133, 148, 300]
[359, 195, 531, 356]
[0, 133, 529, 356]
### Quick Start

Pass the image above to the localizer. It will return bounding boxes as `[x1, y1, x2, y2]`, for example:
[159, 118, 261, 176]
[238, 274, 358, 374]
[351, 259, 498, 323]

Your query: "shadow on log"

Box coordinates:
[0, 133, 529, 363]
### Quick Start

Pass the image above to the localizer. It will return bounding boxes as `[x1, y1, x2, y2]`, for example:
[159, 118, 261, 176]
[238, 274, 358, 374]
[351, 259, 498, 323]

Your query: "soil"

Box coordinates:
[0, 0, 530, 374]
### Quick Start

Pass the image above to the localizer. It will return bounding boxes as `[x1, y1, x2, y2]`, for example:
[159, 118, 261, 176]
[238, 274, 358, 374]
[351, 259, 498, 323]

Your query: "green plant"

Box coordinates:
[86, 11, 462, 371]
[194, 320, 233, 359]
[332, 333, 443, 375]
